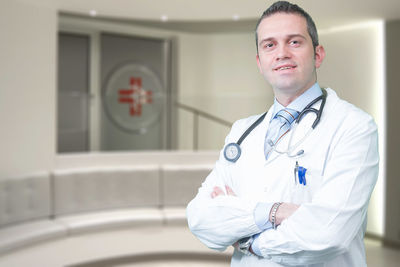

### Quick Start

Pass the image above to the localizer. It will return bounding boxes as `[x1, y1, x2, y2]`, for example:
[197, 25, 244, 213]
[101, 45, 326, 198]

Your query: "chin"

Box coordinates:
[273, 82, 299, 92]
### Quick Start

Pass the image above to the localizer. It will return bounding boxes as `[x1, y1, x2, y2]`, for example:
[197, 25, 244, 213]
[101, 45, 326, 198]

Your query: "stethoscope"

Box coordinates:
[223, 88, 327, 163]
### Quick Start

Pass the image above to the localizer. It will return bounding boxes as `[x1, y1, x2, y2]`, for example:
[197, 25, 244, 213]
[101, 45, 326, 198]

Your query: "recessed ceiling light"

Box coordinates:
[89, 10, 97, 17]
[161, 15, 168, 22]
[233, 14, 240, 21]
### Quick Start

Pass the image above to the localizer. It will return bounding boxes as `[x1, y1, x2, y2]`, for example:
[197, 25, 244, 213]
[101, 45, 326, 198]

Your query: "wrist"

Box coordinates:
[249, 244, 255, 255]
[250, 233, 262, 256]
[270, 202, 283, 229]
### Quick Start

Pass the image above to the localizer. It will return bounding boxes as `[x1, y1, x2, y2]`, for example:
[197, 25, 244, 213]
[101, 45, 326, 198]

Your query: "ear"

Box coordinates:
[314, 45, 325, 68]
[256, 54, 262, 73]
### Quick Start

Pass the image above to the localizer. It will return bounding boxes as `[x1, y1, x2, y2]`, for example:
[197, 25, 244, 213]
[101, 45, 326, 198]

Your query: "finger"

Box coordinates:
[233, 242, 239, 249]
[211, 186, 224, 198]
[225, 185, 236, 196]
[214, 186, 224, 195]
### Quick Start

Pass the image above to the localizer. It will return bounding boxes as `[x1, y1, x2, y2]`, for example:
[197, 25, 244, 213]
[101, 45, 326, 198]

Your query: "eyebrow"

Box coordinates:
[258, 34, 307, 46]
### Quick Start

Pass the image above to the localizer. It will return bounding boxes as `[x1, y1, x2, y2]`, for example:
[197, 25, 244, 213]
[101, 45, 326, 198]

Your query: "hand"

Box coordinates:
[232, 241, 239, 249]
[210, 185, 236, 198]
[232, 240, 256, 256]
[270, 203, 300, 226]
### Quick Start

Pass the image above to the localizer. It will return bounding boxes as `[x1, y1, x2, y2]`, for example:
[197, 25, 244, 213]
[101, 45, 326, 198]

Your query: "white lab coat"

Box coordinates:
[186, 88, 379, 266]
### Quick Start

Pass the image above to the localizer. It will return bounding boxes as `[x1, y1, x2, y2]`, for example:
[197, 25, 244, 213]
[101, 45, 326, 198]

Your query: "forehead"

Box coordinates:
[257, 13, 309, 40]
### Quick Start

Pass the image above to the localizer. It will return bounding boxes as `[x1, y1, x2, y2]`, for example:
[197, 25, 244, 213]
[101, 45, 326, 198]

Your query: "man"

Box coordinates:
[187, 1, 378, 266]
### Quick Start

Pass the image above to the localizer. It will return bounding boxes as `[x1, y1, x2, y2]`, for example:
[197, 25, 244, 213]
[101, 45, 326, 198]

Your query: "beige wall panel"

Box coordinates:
[384, 20, 400, 244]
[0, 0, 57, 178]
[318, 22, 385, 236]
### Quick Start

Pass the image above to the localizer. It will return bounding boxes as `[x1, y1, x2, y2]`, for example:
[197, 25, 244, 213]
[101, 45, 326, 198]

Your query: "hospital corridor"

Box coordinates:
[1, 0, 400, 266]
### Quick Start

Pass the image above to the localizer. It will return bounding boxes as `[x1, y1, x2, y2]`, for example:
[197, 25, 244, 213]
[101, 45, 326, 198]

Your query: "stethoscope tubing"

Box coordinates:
[237, 112, 267, 146]
[296, 89, 327, 129]
[224, 89, 327, 162]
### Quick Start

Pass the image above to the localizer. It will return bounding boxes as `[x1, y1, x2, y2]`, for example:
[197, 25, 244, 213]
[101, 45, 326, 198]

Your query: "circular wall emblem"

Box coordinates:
[103, 63, 165, 133]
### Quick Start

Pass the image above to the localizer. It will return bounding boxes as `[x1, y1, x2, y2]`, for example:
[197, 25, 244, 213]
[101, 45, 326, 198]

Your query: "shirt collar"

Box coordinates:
[271, 83, 322, 121]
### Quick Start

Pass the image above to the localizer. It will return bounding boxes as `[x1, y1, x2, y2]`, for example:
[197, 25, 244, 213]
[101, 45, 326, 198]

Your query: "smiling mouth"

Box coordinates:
[275, 66, 296, 71]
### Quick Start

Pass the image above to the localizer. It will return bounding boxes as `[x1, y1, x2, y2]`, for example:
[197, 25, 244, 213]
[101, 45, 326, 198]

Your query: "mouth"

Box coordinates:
[274, 65, 297, 71]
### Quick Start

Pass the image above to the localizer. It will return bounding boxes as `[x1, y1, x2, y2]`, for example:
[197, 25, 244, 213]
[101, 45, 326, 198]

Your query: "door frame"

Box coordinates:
[58, 14, 178, 152]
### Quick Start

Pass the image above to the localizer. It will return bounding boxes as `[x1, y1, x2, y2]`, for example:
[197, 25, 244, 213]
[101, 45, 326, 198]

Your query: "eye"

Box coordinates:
[263, 42, 275, 50]
[290, 40, 300, 47]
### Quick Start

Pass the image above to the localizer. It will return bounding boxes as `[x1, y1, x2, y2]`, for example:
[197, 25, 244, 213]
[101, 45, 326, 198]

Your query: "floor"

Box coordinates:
[76, 238, 400, 267]
[365, 238, 400, 267]
[118, 261, 227, 267]
[123, 239, 400, 267]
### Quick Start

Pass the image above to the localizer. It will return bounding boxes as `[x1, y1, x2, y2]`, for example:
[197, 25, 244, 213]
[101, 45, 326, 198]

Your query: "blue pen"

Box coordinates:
[298, 166, 307, 185]
[294, 161, 307, 186]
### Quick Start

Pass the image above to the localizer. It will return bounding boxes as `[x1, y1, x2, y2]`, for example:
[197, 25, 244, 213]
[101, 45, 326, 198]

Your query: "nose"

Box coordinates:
[276, 44, 291, 61]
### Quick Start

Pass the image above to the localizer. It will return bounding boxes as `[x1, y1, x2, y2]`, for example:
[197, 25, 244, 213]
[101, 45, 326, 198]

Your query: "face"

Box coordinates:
[256, 13, 325, 98]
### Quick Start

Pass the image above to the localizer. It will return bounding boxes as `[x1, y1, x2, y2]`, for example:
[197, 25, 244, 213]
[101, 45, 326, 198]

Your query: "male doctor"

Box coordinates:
[187, 1, 379, 266]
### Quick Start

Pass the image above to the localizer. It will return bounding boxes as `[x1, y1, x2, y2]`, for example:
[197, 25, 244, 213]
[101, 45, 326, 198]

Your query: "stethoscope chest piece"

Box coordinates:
[224, 142, 241, 162]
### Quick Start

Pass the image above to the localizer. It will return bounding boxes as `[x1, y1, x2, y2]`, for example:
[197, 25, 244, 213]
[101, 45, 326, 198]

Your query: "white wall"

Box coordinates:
[178, 32, 272, 120]
[0, 0, 57, 178]
[178, 32, 273, 149]
[318, 22, 385, 236]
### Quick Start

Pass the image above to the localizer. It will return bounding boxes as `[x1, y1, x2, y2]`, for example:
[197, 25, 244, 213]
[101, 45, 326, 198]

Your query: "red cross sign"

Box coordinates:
[118, 77, 153, 116]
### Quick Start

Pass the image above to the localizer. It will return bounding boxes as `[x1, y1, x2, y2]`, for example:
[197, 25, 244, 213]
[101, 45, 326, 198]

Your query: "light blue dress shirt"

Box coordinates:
[252, 83, 322, 256]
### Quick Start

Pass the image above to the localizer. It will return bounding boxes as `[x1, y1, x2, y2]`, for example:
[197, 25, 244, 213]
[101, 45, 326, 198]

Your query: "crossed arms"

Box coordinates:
[186, 112, 379, 265]
[211, 184, 299, 254]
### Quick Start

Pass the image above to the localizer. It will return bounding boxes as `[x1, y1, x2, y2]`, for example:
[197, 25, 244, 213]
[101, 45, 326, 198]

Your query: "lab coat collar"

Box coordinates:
[265, 87, 336, 164]
[271, 83, 322, 121]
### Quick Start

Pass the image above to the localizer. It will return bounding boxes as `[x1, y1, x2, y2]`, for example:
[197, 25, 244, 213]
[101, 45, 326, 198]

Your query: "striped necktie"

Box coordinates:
[264, 108, 299, 160]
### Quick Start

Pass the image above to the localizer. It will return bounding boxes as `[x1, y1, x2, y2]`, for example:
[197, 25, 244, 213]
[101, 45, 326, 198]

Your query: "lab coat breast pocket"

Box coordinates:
[290, 160, 323, 204]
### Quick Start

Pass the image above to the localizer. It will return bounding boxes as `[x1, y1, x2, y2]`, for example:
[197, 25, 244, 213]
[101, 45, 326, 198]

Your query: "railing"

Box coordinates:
[175, 102, 232, 150]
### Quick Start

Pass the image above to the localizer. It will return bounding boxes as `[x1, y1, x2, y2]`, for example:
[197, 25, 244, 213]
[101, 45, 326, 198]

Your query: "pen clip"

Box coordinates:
[294, 161, 299, 185]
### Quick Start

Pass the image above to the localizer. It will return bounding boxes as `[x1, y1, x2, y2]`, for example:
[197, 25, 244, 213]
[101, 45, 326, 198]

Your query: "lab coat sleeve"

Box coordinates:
[255, 111, 379, 265]
[186, 119, 262, 251]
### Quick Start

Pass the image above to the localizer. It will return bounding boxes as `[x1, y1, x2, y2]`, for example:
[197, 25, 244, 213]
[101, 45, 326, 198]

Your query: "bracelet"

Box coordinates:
[271, 202, 282, 229]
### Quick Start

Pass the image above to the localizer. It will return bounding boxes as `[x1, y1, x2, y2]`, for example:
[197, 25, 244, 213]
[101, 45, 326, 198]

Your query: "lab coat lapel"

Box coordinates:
[265, 93, 324, 162]
[248, 105, 274, 166]
[290, 88, 337, 147]
[279, 88, 336, 154]
[290, 110, 316, 146]
[263, 105, 275, 134]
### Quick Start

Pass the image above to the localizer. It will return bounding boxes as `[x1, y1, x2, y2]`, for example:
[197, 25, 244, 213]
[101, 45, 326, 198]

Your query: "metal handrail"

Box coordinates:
[175, 102, 232, 150]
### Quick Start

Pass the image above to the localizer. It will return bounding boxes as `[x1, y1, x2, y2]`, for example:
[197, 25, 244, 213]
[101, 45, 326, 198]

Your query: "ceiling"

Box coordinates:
[57, 0, 400, 31]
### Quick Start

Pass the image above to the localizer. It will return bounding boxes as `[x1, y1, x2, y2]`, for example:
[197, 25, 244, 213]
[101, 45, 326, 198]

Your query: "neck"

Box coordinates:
[275, 94, 299, 107]
[275, 88, 306, 107]
[274, 80, 317, 107]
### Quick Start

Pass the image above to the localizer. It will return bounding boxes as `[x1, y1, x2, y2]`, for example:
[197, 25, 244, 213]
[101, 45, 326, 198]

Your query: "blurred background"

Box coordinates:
[0, 0, 399, 266]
